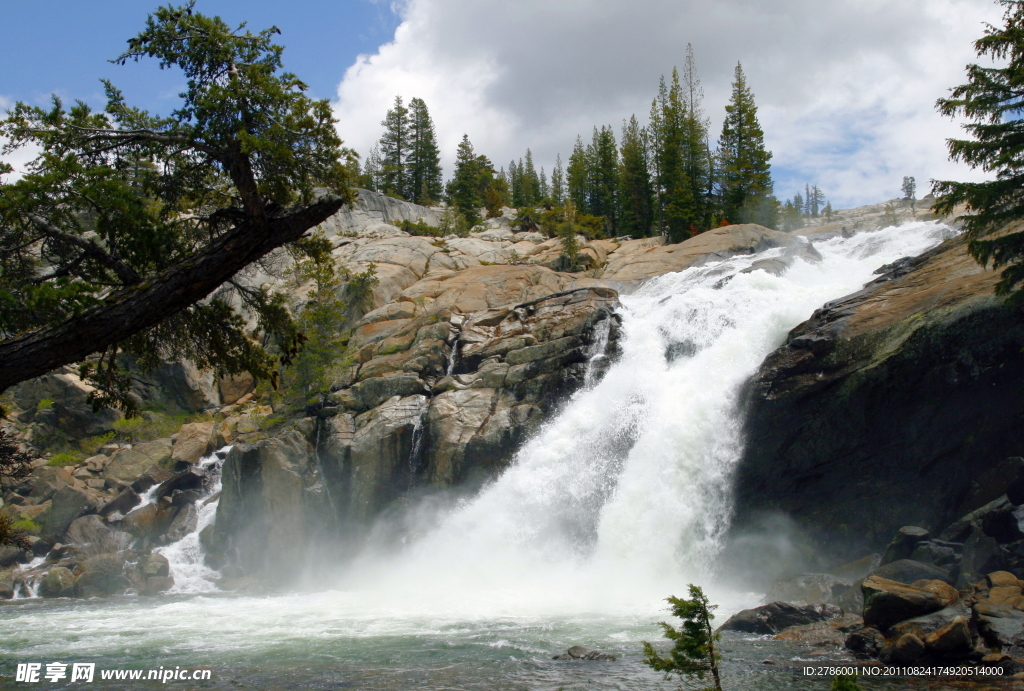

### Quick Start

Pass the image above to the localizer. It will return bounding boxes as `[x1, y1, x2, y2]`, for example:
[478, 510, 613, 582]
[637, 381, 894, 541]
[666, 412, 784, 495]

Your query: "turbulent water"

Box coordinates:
[0, 221, 959, 690]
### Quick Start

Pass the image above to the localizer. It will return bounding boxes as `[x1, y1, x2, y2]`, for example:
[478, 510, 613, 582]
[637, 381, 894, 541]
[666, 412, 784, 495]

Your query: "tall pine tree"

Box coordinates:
[650, 70, 696, 242]
[717, 63, 774, 226]
[619, 114, 654, 237]
[680, 45, 713, 232]
[379, 95, 410, 199]
[551, 154, 566, 206]
[588, 126, 619, 233]
[567, 136, 590, 213]
[407, 97, 443, 204]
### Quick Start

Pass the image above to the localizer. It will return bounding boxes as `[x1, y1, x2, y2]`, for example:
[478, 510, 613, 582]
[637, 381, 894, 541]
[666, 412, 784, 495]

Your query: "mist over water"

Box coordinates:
[0, 221, 957, 690]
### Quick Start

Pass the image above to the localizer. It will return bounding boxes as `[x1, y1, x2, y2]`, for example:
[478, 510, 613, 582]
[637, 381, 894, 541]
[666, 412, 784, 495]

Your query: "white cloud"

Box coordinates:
[333, 0, 1004, 207]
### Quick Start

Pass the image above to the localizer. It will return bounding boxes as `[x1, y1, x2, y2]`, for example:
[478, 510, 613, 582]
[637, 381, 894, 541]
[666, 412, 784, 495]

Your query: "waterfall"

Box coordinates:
[341, 221, 956, 608]
[154, 447, 230, 593]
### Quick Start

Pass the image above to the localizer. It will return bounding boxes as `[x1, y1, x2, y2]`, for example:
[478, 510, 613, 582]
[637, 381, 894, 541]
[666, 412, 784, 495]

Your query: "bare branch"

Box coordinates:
[27, 213, 141, 285]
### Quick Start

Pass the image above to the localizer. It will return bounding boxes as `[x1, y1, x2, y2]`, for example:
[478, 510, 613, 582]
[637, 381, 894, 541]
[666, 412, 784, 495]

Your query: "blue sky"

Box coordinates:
[1, 0, 1004, 208]
[0, 1, 399, 110]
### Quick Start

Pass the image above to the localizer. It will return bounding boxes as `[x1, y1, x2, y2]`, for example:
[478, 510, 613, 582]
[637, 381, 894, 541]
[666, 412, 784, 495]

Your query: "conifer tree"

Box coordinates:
[406, 97, 443, 204]
[551, 154, 566, 206]
[717, 63, 774, 226]
[539, 167, 549, 201]
[650, 69, 696, 242]
[567, 136, 590, 213]
[446, 135, 502, 226]
[524, 149, 541, 206]
[680, 45, 713, 232]
[588, 126, 619, 233]
[619, 115, 653, 237]
[379, 95, 410, 199]
[361, 144, 383, 192]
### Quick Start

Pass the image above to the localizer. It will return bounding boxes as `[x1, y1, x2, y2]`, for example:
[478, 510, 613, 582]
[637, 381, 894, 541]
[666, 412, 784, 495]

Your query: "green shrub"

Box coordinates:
[36, 398, 54, 411]
[111, 410, 203, 444]
[11, 519, 41, 534]
[397, 218, 444, 237]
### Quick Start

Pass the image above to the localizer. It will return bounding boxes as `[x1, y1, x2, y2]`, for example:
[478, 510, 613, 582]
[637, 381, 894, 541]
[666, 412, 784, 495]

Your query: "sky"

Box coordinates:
[0, 0, 1006, 208]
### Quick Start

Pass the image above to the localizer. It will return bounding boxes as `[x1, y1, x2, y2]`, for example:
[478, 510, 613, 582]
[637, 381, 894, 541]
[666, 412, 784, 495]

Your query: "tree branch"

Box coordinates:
[27, 213, 142, 285]
[0, 196, 346, 392]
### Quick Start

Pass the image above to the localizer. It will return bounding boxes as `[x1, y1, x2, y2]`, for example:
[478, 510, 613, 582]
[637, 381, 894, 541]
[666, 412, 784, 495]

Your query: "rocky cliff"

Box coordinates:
[733, 221, 1024, 557]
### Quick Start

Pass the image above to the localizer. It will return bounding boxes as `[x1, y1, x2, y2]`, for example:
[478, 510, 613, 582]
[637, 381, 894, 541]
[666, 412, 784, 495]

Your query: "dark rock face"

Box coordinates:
[718, 601, 841, 634]
[733, 232, 1024, 557]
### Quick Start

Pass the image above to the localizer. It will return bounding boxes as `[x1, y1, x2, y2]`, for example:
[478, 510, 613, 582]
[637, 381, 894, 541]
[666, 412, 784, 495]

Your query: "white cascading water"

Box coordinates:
[336, 219, 957, 613]
[154, 447, 229, 593]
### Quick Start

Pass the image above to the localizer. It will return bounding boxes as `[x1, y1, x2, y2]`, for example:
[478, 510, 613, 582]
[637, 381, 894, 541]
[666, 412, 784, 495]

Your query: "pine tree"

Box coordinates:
[379, 95, 410, 199]
[509, 158, 523, 207]
[551, 154, 566, 206]
[680, 44, 713, 232]
[567, 136, 590, 213]
[717, 63, 774, 226]
[524, 149, 541, 206]
[642, 585, 723, 691]
[619, 115, 653, 237]
[406, 97, 443, 204]
[448, 135, 482, 225]
[588, 126, 618, 233]
[539, 167, 549, 201]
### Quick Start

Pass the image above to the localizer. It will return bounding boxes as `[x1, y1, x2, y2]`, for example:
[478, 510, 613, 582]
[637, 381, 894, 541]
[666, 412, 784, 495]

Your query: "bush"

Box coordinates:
[48, 451, 83, 466]
[397, 218, 444, 237]
[11, 519, 41, 534]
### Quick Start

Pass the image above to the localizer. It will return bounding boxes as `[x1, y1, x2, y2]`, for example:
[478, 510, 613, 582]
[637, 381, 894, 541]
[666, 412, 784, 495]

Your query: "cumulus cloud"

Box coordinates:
[333, 0, 1003, 207]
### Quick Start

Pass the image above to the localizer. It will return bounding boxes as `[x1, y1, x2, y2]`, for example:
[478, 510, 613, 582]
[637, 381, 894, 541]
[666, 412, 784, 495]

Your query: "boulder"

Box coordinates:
[718, 602, 842, 635]
[129, 465, 175, 495]
[880, 633, 926, 664]
[923, 616, 973, 658]
[959, 527, 1008, 586]
[869, 559, 954, 586]
[910, 541, 960, 568]
[121, 499, 177, 541]
[552, 646, 616, 661]
[140, 553, 170, 579]
[0, 544, 28, 568]
[832, 554, 881, 581]
[153, 467, 206, 501]
[171, 421, 215, 465]
[219, 372, 255, 405]
[974, 602, 1024, 646]
[13, 371, 122, 438]
[38, 566, 76, 598]
[0, 570, 14, 599]
[881, 527, 931, 565]
[102, 439, 173, 484]
[845, 627, 886, 658]
[861, 577, 945, 629]
[100, 487, 142, 519]
[74, 554, 130, 598]
[38, 486, 93, 542]
[165, 503, 198, 542]
[65, 515, 132, 555]
[141, 575, 174, 596]
[889, 602, 971, 640]
[773, 615, 863, 647]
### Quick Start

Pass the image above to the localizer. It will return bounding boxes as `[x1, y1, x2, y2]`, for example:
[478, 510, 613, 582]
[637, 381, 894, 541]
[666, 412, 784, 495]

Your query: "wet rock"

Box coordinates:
[832, 554, 881, 581]
[164, 504, 197, 542]
[924, 616, 973, 658]
[773, 615, 863, 647]
[121, 499, 177, 541]
[171, 421, 215, 465]
[38, 566, 76, 598]
[869, 559, 954, 586]
[718, 602, 842, 635]
[140, 553, 170, 579]
[154, 467, 206, 501]
[910, 541, 960, 568]
[861, 577, 945, 629]
[65, 515, 132, 555]
[958, 528, 1008, 586]
[845, 627, 886, 658]
[880, 633, 926, 664]
[975, 602, 1024, 646]
[890, 602, 970, 640]
[0, 544, 28, 568]
[0, 570, 14, 599]
[129, 466, 175, 495]
[100, 487, 141, 518]
[881, 527, 931, 565]
[141, 575, 174, 596]
[74, 554, 130, 598]
[552, 646, 616, 661]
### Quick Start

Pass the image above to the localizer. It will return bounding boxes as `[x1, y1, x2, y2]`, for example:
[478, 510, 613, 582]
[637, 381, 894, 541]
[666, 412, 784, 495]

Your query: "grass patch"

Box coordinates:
[11, 520, 41, 534]
[36, 398, 54, 411]
[48, 451, 84, 466]
[111, 410, 206, 445]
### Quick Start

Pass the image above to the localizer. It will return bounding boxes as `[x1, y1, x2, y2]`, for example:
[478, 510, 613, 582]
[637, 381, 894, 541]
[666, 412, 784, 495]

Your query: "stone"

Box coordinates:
[100, 487, 142, 518]
[773, 615, 863, 647]
[832, 554, 881, 581]
[121, 499, 177, 541]
[153, 466, 206, 501]
[889, 602, 971, 640]
[959, 528, 1008, 586]
[880, 633, 926, 664]
[13, 371, 122, 438]
[861, 577, 945, 629]
[975, 602, 1024, 646]
[74, 554, 130, 598]
[845, 627, 886, 658]
[146, 360, 220, 411]
[102, 439, 173, 484]
[0, 544, 28, 568]
[869, 559, 954, 586]
[910, 541, 959, 568]
[140, 553, 170, 578]
[910, 579, 960, 606]
[65, 515, 132, 555]
[717, 602, 842, 635]
[171, 421, 215, 465]
[38, 486, 93, 542]
[882, 526, 931, 565]
[0, 570, 13, 599]
[165, 503, 198, 542]
[552, 646, 616, 661]
[129, 466, 176, 495]
[219, 372, 255, 405]
[924, 616, 973, 658]
[38, 566, 76, 598]
[141, 575, 174, 596]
